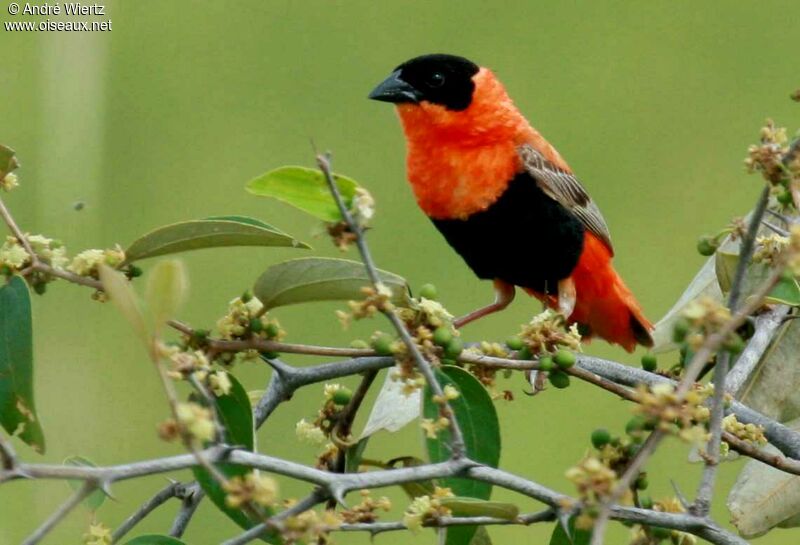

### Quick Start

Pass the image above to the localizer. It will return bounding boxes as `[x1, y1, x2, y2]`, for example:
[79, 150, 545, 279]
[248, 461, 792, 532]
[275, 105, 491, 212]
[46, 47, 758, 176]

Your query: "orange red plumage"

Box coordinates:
[370, 54, 652, 351]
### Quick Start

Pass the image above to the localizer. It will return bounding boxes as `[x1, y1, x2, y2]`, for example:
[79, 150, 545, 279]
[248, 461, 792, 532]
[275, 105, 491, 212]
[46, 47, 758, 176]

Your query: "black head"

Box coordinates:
[369, 54, 480, 111]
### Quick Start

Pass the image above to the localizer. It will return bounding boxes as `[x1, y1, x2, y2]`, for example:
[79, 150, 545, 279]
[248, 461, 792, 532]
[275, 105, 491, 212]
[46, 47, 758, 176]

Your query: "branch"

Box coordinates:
[111, 481, 185, 543]
[169, 485, 204, 538]
[316, 151, 466, 458]
[726, 305, 791, 395]
[21, 481, 96, 545]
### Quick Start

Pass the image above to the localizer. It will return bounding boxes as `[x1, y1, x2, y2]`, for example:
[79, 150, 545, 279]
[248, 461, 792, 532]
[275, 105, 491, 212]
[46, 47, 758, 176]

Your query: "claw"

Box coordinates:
[558, 278, 576, 318]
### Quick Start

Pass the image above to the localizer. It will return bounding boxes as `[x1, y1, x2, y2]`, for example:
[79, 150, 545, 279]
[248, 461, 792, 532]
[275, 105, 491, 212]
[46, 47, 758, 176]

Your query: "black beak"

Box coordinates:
[368, 70, 421, 104]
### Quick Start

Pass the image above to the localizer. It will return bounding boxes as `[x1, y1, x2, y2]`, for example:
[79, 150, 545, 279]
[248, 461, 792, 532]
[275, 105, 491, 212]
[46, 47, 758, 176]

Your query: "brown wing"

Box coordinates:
[518, 143, 614, 255]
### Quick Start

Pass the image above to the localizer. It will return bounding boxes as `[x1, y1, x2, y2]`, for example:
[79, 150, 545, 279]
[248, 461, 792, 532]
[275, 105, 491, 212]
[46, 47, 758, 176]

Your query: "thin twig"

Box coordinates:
[0, 196, 36, 259]
[221, 489, 328, 545]
[111, 481, 183, 543]
[0, 432, 18, 471]
[694, 185, 771, 516]
[316, 151, 466, 458]
[169, 484, 204, 538]
[21, 481, 96, 545]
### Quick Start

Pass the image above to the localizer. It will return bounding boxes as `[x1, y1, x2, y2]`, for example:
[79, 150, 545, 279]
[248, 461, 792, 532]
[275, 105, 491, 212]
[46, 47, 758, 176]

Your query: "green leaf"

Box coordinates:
[549, 517, 592, 545]
[192, 372, 277, 543]
[64, 456, 107, 511]
[440, 497, 519, 519]
[345, 437, 369, 474]
[145, 259, 189, 333]
[0, 144, 20, 178]
[124, 536, 187, 545]
[423, 366, 500, 545]
[246, 166, 358, 222]
[124, 217, 309, 263]
[254, 257, 408, 311]
[98, 265, 149, 345]
[0, 276, 44, 452]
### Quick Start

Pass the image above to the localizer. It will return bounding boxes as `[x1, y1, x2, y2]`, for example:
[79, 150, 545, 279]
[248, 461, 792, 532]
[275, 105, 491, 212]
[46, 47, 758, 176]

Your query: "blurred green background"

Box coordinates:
[1, 1, 798, 543]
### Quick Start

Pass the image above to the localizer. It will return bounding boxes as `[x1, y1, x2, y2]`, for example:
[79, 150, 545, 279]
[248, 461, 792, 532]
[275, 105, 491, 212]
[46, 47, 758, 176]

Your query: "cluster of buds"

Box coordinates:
[515, 309, 582, 357]
[82, 522, 112, 545]
[158, 401, 216, 443]
[633, 383, 712, 446]
[215, 292, 285, 365]
[336, 283, 395, 328]
[223, 472, 279, 509]
[463, 341, 510, 392]
[420, 416, 451, 439]
[68, 246, 126, 277]
[280, 503, 342, 544]
[294, 383, 354, 465]
[628, 497, 697, 545]
[722, 414, 767, 447]
[672, 296, 743, 354]
[565, 454, 620, 530]
[339, 489, 392, 523]
[402, 486, 454, 532]
[0, 234, 69, 294]
[753, 233, 790, 266]
[744, 119, 790, 184]
[1, 171, 18, 192]
[326, 187, 376, 250]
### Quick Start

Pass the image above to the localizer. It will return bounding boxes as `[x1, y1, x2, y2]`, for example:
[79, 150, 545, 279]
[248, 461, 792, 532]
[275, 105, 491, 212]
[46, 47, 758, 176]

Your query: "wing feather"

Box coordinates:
[518, 143, 614, 254]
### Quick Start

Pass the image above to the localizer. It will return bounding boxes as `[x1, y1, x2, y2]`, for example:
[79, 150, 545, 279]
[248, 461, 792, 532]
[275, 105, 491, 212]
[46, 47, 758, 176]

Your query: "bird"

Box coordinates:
[368, 53, 653, 352]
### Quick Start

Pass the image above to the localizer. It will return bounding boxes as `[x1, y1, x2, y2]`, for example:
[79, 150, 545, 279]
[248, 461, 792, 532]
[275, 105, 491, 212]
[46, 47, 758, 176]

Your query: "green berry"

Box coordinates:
[332, 387, 353, 406]
[249, 318, 264, 333]
[635, 473, 649, 490]
[371, 334, 394, 356]
[591, 428, 612, 449]
[548, 370, 570, 389]
[261, 351, 280, 360]
[554, 349, 576, 369]
[349, 339, 369, 349]
[538, 356, 554, 372]
[433, 327, 453, 347]
[505, 335, 524, 351]
[444, 337, 464, 359]
[128, 265, 143, 278]
[641, 353, 657, 372]
[697, 235, 718, 256]
[724, 334, 745, 354]
[265, 322, 281, 338]
[241, 289, 253, 303]
[516, 346, 532, 360]
[778, 190, 794, 205]
[639, 495, 653, 510]
[419, 283, 438, 300]
[33, 282, 47, 295]
[672, 318, 690, 343]
[626, 416, 648, 440]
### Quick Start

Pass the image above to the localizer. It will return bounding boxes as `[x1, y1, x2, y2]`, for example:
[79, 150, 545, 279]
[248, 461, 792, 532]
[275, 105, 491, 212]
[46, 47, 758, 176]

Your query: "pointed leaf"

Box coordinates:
[254, 257, 408, 311]
[98, 265, 149, 345]
[549, 517, 591, 545]
[0, 144, 20, 178]
[0, 276, 44, 452]
[125, 217, 308, 263]
[145, 259, 189, 333]
[64, 456, 107, 511]
[246, 166, 358, 222]
[192, 373, 278, 543]
[360, 367, 421, 439]
[124, 536, 187, 545]
[728, 416, 800, 537]
[423, 366, 500, 545]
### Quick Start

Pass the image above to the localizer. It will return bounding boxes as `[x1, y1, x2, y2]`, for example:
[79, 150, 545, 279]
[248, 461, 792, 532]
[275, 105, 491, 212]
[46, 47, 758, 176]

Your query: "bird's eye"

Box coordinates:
[428, 72, 445, 88]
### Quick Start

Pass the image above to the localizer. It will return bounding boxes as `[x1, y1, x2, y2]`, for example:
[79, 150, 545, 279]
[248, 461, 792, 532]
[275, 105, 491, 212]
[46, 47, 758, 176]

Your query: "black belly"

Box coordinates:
[431, 172, 585, 294]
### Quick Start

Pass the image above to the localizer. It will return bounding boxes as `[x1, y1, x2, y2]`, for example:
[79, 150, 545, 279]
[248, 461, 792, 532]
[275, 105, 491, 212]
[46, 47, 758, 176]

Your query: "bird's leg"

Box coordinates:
[557, 277, 576, 318]
[453, 280, 515, 329]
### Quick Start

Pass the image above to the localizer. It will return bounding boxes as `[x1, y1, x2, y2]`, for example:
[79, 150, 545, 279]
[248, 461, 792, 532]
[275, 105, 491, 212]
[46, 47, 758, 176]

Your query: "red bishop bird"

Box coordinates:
[369, 54, 653, 352]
